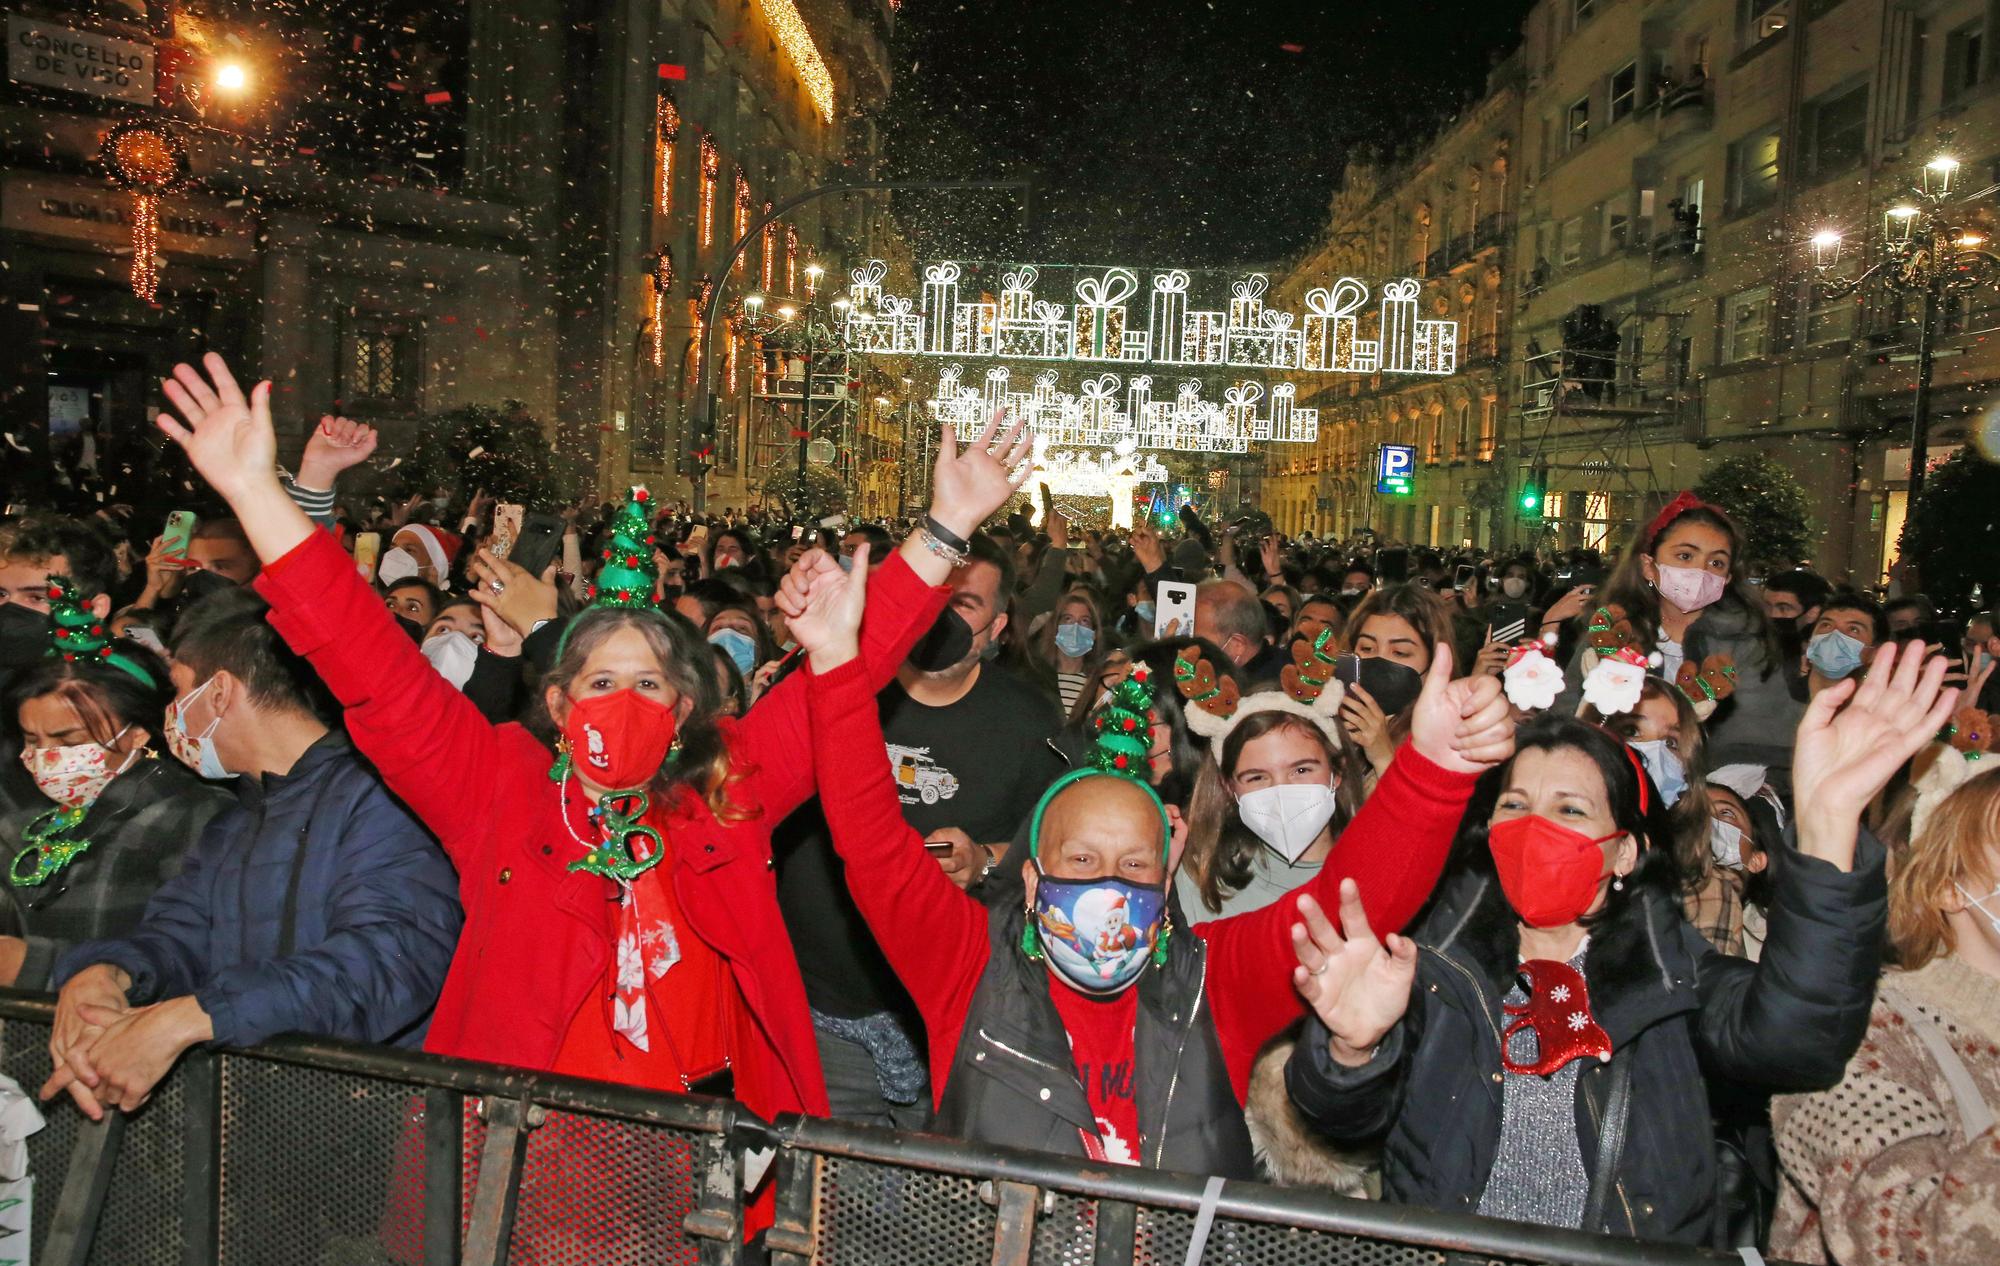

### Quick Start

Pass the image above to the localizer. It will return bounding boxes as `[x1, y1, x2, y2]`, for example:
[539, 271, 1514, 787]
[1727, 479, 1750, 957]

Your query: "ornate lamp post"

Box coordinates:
[1810, 154, 2000, 503]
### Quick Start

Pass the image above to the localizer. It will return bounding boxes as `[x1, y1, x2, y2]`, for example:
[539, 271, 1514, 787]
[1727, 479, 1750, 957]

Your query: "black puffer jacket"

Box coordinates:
[1285, 830, 1885, 1244]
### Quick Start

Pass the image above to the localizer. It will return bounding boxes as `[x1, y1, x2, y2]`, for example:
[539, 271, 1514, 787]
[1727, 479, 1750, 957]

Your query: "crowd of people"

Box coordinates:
[0, 352, 1993, 1263]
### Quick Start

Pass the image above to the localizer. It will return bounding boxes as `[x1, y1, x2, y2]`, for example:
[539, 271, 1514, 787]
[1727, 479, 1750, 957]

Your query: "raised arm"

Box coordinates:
[734, 413, 1036, 818]
[1198, 648, 1513, 1099]
[790, 546, 991, 1061]
[156, 355, 523, 859]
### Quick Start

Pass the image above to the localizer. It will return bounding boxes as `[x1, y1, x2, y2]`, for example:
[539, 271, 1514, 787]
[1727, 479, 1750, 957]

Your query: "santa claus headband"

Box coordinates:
[1176, 635, 1347, 756]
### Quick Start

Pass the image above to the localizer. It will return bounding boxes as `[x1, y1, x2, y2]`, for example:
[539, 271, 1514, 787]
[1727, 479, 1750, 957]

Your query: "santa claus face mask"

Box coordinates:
[1029, 867, 1166, 996]
[561, 689, 679, 791]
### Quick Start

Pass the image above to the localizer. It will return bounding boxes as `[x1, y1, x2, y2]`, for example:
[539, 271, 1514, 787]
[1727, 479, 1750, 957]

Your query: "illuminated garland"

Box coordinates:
[725, 315, 740, 392]
[733, 170, 752, 271]
[101, 120, 189, 302]
[650, 250, 675, 370]
[785, 226, 799, 295]
[656, 97, 680, 215]
[757, 0, 835, 124]
[760, 203, 776, 292]
[690, 277, 713, 379]
[698, 136, 720, 248]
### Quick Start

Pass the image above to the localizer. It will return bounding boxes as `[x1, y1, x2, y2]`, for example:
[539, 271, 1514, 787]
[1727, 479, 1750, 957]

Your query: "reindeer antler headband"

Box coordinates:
[1176, 635, 1346, 755]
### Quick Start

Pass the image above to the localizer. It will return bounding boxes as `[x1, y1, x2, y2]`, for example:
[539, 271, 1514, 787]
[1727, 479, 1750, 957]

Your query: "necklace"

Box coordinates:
[557, 772, 665, 882]
[13, 803, 92, 887]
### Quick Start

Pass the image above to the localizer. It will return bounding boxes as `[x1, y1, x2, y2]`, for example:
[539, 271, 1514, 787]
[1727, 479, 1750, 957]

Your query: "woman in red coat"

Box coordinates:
[151, 354, 1032, 1129]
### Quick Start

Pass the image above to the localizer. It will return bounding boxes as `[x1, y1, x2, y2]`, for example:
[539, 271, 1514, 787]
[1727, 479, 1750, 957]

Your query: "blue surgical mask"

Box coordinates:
[1628, 738, 1688, 807]
[708, 627, 757, 676]
[167, 676, 232, 780]
[1054, 623, 1096, 659]
[1029, 867, 1166, 995]
[1134, 601, 1156, 628]
[1806, 629, 1865, 681]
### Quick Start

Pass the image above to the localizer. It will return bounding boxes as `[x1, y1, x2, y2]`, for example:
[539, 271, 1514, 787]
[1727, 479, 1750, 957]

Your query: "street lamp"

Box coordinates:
[1809, 151, 2000, 504]
[213, 60, 250, 95]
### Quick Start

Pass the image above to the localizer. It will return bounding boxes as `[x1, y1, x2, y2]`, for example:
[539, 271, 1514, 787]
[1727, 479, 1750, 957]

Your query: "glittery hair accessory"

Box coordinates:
[1579, 605, 1658, 717]
[45, 575, 155, 688]
[1501, 958, 1613, 1076]
[1178, 641, 1345, 754]
[1673, 654, 1738, 721]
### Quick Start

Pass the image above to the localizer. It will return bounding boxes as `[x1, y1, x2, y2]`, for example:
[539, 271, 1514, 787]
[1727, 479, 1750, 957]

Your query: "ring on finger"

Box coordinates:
[490, 581, 507, 594]
[1311, 963, 1330, 977]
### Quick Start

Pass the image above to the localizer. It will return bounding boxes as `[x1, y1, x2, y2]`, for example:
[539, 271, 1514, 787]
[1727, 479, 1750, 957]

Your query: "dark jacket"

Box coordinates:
[0, 757, 233, 992]
[936, 902, 1257, 1178]
[1285, 830, 1885, 1244]
[54, 733, 462, 1049]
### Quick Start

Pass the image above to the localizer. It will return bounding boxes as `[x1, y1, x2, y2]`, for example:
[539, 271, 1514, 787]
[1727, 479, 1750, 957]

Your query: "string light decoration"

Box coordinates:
[101, 120, 190, 302]
[690, 277, 714, 379]
[757, 0, 835, 124]
[926, 364, 1317, 454]
[733, 171, 752, 272]
[760, 203, 776, 292]
[698, 135, 720, 248]
[650, 249, 675, 370]
[656, 96, 680, 215]
[785, 226, 799, 295]
[724, 315, 741, 392]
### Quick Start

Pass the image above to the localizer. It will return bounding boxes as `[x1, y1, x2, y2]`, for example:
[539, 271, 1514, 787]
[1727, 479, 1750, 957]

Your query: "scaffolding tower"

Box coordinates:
[748, 348, 859, 508]
[1514, 306, 1693, 553]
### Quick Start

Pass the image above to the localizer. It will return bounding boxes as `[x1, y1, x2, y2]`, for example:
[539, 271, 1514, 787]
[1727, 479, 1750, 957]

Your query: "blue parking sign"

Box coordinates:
[1377, 444, 1415, 497]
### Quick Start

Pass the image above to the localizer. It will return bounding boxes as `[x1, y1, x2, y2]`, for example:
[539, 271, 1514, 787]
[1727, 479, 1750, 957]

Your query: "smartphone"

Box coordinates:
[490, 503, 525, 559]
[1333, 653, 1425, 716]
[1488, 616, 1528, 645]
[160, 510, 197, 563]
[352, 531, 382, 581]
[687, 523, 710, 549]
[1156, 581, 1196, 639]
[1453, 564, 1476, 592]
[1487, 600, 1530, 639]
[512, 512, 565, 579]
[791, 524, 805, 542]
[1376, 547, 1410, 583]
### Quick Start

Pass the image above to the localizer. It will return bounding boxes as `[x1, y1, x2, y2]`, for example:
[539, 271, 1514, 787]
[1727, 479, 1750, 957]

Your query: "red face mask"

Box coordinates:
[562, 689, 679, 790]
[1486, 815, 1619, 928]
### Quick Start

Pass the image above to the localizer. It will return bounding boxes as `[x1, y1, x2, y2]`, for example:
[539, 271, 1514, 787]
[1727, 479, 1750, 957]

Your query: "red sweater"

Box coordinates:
[805, 656, 1476, 1105]
[256, 530, 948, 1122]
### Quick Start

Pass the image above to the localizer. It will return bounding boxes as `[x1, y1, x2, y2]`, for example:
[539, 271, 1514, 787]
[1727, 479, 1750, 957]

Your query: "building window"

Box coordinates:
[655, 96, 680, 215]
[341, 318, 417, 407]
[1574, 0, 1596, 25]
[1723, 286, 1772, 362]
[1609, 63, 1638, 122]
[1804, 83, 1868, 179]
[1478, 398, 1497, 461]
[1566, 96, 1591, 150]
[1745, 0, 1791, 43]
[1946, 22, 1984, 105]
[1604, 196, 1631, 251]
[1425, 413, 1441, 464]
[1802, 280, 1858, 345]
[1559, 215, 1585, 266]
[698, 136, 720, 248]
[1726, 125, 1781, 213]
[1453, 400, 1471, 458]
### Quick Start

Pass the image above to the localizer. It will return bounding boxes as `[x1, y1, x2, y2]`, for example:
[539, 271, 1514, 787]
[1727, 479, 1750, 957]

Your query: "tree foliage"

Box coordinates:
[1692, 454, 1814, 571]
[399, 403, 572, 507]
[1900, 448, 2000, 611]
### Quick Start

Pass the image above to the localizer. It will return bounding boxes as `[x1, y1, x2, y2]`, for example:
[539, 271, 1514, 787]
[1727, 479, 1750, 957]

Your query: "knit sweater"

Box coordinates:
[1771, 955, 2000, 1264]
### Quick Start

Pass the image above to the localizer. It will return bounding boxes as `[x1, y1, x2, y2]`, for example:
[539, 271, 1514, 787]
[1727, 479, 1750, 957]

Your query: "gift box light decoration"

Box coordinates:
[840, 259, 1455, 379]
[102, 120, 190, 302]
[924, 363, 1312, 455]
[757, 0, 835, 125]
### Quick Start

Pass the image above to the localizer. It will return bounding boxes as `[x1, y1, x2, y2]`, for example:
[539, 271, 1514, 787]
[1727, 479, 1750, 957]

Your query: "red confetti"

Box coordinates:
[1280, 42, 1305, 52]
[424, 90, 453, 105]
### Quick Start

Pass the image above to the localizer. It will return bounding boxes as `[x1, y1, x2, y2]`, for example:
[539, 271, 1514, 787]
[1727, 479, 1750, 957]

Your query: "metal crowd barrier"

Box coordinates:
[0, 994, 1788, 1266]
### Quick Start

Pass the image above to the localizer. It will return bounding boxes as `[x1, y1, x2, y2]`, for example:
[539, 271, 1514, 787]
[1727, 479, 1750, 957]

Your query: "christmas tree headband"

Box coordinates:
[1176, 636, 1346, 756]
[555, 485, 668, 664]
[45, 576, 155, 689]
[1027, 664, 1172, 861]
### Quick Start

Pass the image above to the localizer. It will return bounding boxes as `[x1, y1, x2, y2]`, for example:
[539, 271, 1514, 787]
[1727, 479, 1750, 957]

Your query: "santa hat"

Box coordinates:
[400, 525, 462, 584]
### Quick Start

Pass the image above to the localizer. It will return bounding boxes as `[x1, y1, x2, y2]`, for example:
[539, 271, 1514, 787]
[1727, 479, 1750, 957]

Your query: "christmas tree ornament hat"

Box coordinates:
[589, 485, 662, 609]
[44, 575, 155, 688]
[1023, 664, 1173, 966]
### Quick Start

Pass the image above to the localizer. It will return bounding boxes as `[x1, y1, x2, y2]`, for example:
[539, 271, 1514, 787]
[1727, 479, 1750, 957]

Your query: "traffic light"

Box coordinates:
[1519, 466, 1546, 514]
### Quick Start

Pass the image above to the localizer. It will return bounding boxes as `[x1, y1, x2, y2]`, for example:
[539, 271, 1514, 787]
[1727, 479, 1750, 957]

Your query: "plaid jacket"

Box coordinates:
[0, 755, 234, 992]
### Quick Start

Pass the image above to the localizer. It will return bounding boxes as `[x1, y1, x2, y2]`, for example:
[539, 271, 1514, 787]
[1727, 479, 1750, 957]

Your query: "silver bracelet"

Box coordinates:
[917, 527, 967, 565]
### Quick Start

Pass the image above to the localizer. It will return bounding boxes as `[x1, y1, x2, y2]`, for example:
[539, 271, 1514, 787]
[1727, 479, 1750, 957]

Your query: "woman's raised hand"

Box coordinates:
[782, 544, 869, 670]
[1793, 640, 1957, 867]
[929, 409, 1034, 540]
[1292, 882, 1416, 1068]
[156, 354, 282, 506]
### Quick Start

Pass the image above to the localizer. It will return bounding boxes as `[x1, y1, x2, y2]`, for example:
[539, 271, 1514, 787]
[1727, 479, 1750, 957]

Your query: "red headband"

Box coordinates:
[1642, 491, 1724, 553]
[1623, 743, 1651, 817]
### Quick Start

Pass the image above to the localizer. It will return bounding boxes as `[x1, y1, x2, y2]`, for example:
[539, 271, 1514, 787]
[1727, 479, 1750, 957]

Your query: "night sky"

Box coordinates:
[881, 0, 1536, 269]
